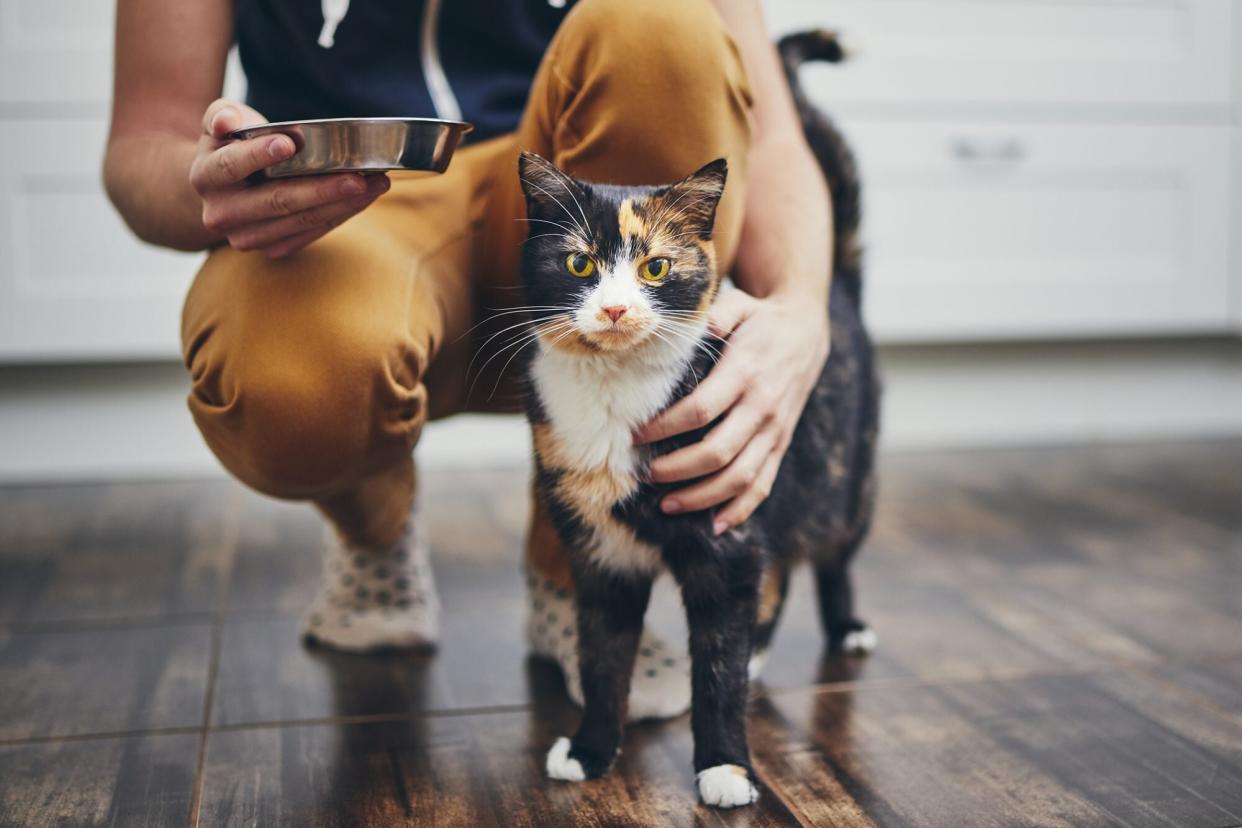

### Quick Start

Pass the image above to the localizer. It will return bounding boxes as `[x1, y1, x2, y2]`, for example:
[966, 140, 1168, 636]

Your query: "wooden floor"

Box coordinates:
[1, 441, 1241, 827]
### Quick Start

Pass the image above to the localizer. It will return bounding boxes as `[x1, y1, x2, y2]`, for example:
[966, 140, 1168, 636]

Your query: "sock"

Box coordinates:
[302, 508, 438, 651]
[526, 572, 692, 721]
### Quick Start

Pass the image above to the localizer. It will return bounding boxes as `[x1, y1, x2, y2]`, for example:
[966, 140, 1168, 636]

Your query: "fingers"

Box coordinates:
[648, 401, 766, 483]
[706, 289, 757, 340]
[660, 425, 776, 518]
[225, 177, 389, 254]
[634, 353, 749, 444]
[202, 99, 267, 139]
[202, 173, 375, 229]
[191, 134, 296, 192]
[712, 450, 783, 535]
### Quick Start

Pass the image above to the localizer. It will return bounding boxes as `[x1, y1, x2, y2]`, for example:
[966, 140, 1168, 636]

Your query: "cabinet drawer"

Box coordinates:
[0, 120, 201, 361]
[767, 0, 1234, 108]
[841, 121, 1232, 341]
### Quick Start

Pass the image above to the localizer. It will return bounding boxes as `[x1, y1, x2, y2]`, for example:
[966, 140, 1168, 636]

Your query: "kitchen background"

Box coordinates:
[1, 0, 1240, 481]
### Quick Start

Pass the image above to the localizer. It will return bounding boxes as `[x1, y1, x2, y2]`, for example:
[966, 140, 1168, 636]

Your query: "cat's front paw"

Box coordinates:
[545, 737, 586, 782]
[545, 736, 617, 782]
[696, 764, 759, 808]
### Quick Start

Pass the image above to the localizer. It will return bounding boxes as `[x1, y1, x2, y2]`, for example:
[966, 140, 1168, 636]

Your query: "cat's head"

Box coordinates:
[518, 152, 727, 356]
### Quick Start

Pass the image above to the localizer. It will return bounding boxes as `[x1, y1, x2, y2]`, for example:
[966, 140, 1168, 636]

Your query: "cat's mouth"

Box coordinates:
[580, 315, 657, 351]
[536, 319, 654, 354]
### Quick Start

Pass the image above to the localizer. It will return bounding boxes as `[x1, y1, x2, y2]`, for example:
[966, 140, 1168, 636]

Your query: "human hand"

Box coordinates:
[634, 289, 830, 534]
[189, 99, 390, 258]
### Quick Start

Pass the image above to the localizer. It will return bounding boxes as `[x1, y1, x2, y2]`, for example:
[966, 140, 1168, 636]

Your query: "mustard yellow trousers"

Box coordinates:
[182, 0, 753, 587]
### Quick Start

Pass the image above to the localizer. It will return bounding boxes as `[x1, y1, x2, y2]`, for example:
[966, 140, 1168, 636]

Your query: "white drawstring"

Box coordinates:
[318, 0, 351, 48]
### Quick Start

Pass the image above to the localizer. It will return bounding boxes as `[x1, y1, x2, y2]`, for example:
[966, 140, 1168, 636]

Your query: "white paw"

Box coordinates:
[545, 737, 586, 782]
[841, 626, 878, 655]
[747, 650, 769, 681]
[696, 765, 759, 808]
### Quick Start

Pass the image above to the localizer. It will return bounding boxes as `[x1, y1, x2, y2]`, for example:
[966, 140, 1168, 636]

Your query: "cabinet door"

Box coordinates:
[841, 121, 1232, 341]
[766, 0, 1234, 108]
[0, 120, 201, 361]
[0, 0, 115, 104]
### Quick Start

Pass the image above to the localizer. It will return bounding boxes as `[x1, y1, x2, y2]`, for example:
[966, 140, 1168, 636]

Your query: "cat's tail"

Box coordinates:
[777, 30, 864, 308]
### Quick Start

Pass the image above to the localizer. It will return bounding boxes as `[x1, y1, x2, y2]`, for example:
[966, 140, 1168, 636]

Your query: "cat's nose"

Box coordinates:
[602, 305, 628, 323]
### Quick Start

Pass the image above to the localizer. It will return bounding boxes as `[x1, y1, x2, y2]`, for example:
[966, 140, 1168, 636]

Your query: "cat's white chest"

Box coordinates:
[532, 346, 685, 480]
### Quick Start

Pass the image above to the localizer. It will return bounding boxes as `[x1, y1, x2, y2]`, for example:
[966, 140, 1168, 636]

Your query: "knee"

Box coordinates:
[557, 0, 750, 113]
[186, 317, 428, 499]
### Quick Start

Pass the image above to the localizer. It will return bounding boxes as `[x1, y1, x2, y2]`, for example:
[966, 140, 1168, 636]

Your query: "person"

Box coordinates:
[105, 0, 832, 718]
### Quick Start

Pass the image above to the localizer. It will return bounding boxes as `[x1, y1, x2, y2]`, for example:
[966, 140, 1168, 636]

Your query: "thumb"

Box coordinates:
[202, 99, 268, 141]
[706, 288, 756, 339]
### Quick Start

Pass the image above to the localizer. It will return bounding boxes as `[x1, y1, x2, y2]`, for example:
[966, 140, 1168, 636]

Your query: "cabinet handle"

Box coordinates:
[951, 138, 1025, 164]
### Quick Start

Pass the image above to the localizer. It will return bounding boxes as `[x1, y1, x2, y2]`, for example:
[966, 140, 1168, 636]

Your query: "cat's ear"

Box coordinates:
[662, 158, 728, 238]
[518, 151, 585, 220]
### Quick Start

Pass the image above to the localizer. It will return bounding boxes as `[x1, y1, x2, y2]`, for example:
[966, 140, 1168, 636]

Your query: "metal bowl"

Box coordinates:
[230, 117, 473, 179]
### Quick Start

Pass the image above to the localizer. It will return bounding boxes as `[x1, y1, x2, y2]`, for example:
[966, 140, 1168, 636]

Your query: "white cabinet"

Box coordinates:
[0, 1, 1236, 363]
[768, 0, 1235, 108]
[0, 121, 201, 361]
[767, 0, 1237, 341]
[850, 122, 1232, 340]
[0, 0, 247, 363]
[0, 0, 202, 362]
[0, 0, 115, 104]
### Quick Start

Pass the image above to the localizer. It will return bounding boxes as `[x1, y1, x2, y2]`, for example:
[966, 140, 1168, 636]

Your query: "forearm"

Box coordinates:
[714, 0, 832, 306]
[735, 139, 831, 305]
[104, 131, 219, 251]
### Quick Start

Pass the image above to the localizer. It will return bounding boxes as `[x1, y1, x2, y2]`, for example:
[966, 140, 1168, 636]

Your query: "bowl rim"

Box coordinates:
[230, 116, 474, 140]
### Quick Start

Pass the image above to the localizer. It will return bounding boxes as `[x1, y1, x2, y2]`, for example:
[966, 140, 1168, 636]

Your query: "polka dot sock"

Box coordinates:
[526, 572, 692, 721]
[302, 509, 439, 651]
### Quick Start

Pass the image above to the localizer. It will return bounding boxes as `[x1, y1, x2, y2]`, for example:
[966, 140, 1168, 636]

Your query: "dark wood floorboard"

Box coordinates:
[0, 733, 199, 828]
[0, 481, 232, 625]
[1, 439, 1240, 827]
[0, 624, 212, 741]
[199, 707, 804, 827]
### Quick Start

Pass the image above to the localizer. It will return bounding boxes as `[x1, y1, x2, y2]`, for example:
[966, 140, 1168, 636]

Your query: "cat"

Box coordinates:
[515, 30, 878, 809]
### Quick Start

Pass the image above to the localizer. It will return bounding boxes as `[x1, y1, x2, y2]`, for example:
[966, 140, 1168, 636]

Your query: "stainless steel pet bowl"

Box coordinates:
[230, 117, 473, 179]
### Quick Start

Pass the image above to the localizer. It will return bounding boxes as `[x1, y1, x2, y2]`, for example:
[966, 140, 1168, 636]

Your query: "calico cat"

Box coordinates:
[515, 30, 878, 808]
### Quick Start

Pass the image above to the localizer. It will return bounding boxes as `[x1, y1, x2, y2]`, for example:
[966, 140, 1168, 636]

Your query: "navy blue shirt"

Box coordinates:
[236, 1, 572, 143]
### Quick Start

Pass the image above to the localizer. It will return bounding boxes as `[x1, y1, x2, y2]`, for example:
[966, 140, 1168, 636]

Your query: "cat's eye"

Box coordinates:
[565, 252, 595, 278]
[642, 257, 671, 283]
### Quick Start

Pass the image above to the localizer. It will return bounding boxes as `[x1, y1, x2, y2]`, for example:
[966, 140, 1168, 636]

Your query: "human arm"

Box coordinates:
[104, 0, 388, 257]
[634, 0, 833, 533]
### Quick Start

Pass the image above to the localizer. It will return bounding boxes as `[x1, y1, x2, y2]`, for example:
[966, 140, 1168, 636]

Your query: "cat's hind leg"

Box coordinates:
[747, 560, 790, 681]
[815, 539, 876, 654]
[546, 562, 652, 782]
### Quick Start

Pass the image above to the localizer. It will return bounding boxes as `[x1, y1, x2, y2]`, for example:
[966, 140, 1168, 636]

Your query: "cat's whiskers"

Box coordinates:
[654, 320, 722, 364]
[469, 314, 573, 376]
[463, 313, 565, 381]
[469, 314, 576, 397]
[489, 321, 579, 401]
[519, 177, 591, 240]
[453, 305, 573, 344]
[467, 320, 574, 404]
[520, 232, 581, 247]
[548, 173, 594, 240]
[514, 216, 585, 243]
